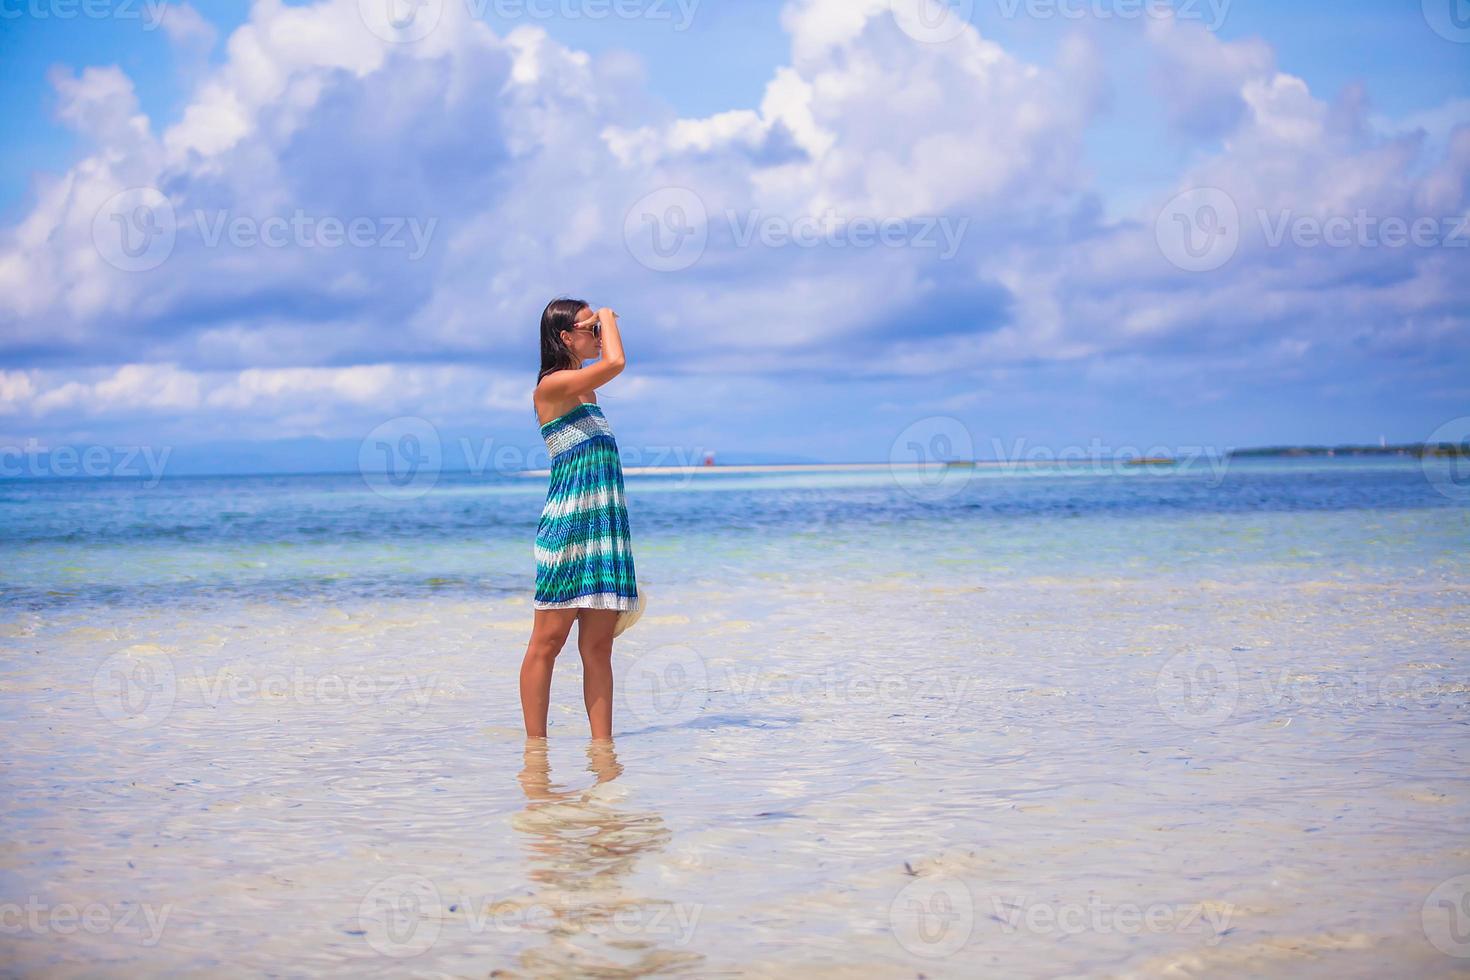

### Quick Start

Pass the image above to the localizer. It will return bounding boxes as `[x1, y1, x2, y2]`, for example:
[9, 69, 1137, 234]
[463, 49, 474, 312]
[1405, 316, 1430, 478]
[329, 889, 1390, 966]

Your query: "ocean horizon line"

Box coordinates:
[1, 445, 1457, 483]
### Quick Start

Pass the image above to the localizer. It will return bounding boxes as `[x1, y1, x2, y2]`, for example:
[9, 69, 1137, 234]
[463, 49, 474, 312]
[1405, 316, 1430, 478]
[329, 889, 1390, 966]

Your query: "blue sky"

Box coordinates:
[1, 0, 1467, 470]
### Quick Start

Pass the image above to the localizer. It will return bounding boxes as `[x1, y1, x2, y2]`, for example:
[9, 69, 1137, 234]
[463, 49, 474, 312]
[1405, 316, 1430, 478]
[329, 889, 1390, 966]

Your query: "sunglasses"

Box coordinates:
[570, 316, 601, 337]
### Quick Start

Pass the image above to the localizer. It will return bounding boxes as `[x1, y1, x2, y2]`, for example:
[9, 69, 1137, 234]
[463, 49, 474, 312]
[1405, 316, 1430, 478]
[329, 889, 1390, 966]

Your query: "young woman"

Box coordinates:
[521, 298, 640, 741]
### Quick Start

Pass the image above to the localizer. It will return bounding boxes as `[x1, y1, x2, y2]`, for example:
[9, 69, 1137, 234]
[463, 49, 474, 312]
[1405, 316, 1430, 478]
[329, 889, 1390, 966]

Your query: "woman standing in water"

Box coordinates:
[522, 298, 640, 740]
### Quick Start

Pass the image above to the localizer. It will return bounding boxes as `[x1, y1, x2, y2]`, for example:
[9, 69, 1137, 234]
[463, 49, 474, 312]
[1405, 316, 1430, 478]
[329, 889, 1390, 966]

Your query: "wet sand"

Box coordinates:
[2, 569, 1466, 976]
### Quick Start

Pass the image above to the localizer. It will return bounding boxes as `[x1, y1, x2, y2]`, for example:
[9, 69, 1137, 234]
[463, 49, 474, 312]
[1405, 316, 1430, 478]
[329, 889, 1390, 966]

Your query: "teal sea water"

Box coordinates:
[1, 457, 1467, 976]
[3, 457, 1466, 607]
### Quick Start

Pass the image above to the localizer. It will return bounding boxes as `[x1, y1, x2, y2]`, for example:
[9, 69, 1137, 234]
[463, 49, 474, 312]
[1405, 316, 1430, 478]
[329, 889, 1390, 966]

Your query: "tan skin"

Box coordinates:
[522, 305, 628, 741]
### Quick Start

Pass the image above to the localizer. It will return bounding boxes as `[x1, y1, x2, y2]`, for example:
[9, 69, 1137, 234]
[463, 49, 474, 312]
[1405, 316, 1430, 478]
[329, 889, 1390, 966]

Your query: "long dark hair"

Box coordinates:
[537, 296, 589, 388]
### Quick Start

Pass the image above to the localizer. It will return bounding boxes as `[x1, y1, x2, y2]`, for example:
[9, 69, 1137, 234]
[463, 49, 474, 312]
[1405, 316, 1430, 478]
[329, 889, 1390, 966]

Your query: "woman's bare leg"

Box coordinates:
[576, 609, 620, 741]
[521, 609, 577, 737]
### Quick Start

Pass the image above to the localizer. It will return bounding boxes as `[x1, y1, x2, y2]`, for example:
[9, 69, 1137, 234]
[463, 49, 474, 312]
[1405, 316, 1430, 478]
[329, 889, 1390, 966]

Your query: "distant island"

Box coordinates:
[1228, 443, 1468, 458]
[9, 438, 1469, 482]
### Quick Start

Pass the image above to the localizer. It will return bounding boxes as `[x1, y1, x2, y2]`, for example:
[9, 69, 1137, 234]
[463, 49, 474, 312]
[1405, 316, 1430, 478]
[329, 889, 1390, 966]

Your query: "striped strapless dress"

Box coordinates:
[533, 401, 640, 610]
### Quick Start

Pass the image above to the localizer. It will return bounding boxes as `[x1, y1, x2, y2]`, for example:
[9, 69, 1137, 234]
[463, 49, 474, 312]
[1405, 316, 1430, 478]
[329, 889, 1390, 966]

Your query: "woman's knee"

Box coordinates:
[576, 609, 618, 652]
[526, 630, 570, 663]
[577, 637, 613, 664]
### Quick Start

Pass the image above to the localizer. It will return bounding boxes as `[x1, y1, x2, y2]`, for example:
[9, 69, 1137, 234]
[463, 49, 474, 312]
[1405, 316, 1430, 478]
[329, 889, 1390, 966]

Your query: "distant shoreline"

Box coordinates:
[514, 444, 1466, 477]
[1226, 443, 1467, 458]
[3, 442, 1464, 482]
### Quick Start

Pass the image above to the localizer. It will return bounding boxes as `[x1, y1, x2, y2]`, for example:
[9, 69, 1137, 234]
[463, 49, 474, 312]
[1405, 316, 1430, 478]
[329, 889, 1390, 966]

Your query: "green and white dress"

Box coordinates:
[533, 401, 640, 610]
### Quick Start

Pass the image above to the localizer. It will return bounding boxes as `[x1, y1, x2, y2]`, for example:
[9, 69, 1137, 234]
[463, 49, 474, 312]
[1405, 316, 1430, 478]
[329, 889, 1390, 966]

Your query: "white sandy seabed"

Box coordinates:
[1, 565, 1468, 978]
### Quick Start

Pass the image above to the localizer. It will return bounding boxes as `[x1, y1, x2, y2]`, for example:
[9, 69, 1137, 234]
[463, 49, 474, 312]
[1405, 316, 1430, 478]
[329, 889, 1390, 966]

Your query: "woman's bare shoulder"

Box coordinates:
[533, 374, 596, 424]
[535, 371, 595, 401]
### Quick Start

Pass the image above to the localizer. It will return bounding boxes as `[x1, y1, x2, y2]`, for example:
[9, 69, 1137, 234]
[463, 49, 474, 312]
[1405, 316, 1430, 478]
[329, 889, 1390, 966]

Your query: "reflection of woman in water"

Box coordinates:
[523, 298, 640, 740]
[511, 740, 701, 974]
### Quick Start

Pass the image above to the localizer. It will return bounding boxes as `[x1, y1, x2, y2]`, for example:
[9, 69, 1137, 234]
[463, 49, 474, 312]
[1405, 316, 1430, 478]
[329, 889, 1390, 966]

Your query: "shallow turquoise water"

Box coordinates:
[3, 458, 1466, 606]
[0, 458, 1466, 976]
